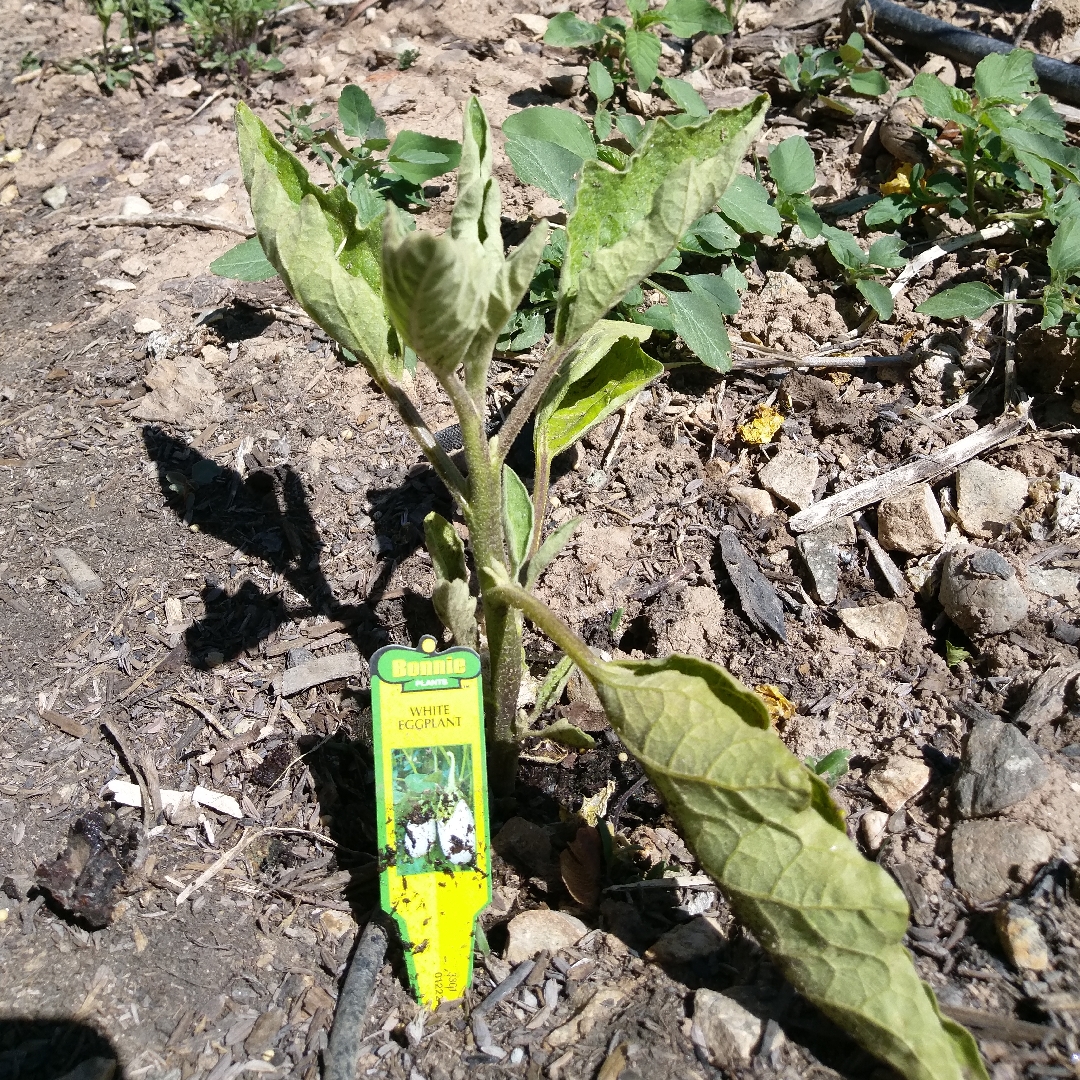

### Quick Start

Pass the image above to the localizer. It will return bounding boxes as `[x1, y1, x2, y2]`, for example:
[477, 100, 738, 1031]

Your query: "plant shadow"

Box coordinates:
[0, 1018, 123, 1080]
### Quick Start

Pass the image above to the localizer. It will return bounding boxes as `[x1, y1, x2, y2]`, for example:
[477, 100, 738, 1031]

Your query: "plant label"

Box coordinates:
[370, 634, 490, 1008]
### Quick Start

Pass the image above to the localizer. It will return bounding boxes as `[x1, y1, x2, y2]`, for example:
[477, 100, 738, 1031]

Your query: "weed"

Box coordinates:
[178, 0, 283, 73]
[780, 31, 888, 109]
[20, 51, 43, 73]
[235, 93, 988, 1080]
[396, 46, 420, 70]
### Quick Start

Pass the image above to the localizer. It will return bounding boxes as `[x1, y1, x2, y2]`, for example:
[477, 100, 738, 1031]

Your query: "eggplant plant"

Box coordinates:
[235, 95, 987, 1080]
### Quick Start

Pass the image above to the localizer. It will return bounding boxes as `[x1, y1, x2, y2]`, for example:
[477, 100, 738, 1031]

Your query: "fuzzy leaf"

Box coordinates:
[503, 106, 598, 161]
[236, 102, 395, 379]
[210, 236, 278, 282]
[544, 10, 604, 46]
[502, 465, 534, 578]
[625, 26, 662, 90]
[524, 517, 581, 591]
[915, 282, 1004, 318]
[424, 512, 477, 649]
[338, 84, 377, 139]
[718, 174, 782, 235]
[769, 135, 816, 196]
[578, 652, 989, 1080]
[532, 717, 596, 750]
[558, 96, 768, 346]
[659, 76, 708, 116]
[1049, 213, 1080, 283]
[505, 135, 582, 207]
[424, 511, 469, 583]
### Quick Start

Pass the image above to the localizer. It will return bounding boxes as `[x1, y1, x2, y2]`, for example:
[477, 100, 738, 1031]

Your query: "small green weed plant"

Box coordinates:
[78, 0, 170, 89]
[780, 31, 888, 110]
[233, 89, 988, 1080]
[178, 0, 284, 73]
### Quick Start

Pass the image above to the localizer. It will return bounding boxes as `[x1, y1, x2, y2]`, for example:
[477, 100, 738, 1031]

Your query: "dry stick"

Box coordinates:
[102, 719, 151, 872]
[279, 0, 369, 14]
[1001, 267, 1019, 407]
[83, 214, 254, 237]
[862, 31, 914, 79]
[175, 826, 265, 905]
[730, 352, 915, 371]
[889, 223, 1014, 304]
[787, 410, 1030, 533]
[323, 919, 390, 1080]
[1015, 0, 1043, 45]
[187, 87, 226, 122]
[173, 692, 232, 739]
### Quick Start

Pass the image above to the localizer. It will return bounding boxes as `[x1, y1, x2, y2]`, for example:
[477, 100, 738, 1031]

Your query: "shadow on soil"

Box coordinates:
[0, 1019, 123, 1080]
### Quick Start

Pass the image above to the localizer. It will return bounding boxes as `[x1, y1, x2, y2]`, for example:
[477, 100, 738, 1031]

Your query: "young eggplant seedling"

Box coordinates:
[236, 95, 988, 1080]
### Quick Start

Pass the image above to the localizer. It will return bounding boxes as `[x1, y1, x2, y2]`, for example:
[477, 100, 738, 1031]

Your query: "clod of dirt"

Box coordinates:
[955, 459, 1029, 539]
[644, 916, 725, 965]
[837, 602, 908, 650]
[953, 718, 1048, 818]
[130, 357, 224, 426]
[950, 820, 1055, 904]
[756, 449, 818, 511]
[797, 535, 839, 605]
[35, 811, 140, 929]
[492, 816, 554, 877]
[995, 903, 1050, 972]
[939, 547, 1029, 636]
[865, 754, 929, 811]
[876, 482, 947, 556]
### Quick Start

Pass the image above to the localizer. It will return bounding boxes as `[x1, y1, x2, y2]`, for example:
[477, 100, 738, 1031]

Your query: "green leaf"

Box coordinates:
[685, 273, 740, 314]
[498, 308, 546, 352]
[718, 174, 782, 235]
[424, 511, 478, 649]
[821, 224, 867, 271]
[531, 716, 596, 750]
[998, 124, 1080, 183]
[807, 747, 852, 788]
[387, 131, 462, 185]
[558, 97, 769, 346]
[1016, 94, 1066, 140]
[659, 76, 708, 117]
[865, 194, 920, 227]
[535, 321, 657, 461]
[790, 194, 823, 238]
[210, 236, 278, 282]
[658, 0, 731, 37]
[625, 27, 662, 90]
[680, 212, 740, 252]
[847, 68, 888, 96]
[588, 60, 614, 104]
[524, 517, 581, 591]
[856, 278, 894, 320]
[916, 282, 1005, 319]
[236, 102, 396, 380]
[633, 304, 674, 330]
[505, 135, 583, 207]
[502, 106, 598, 161]
[668, 286, 732, 369]
[945, 640, 972, 667]
[974, 48, 1036, 106]
[576, 651, 989, 1080]
[502, 464, 534, 578]
[867, 235, 906, 269]
[338, 83, 377, 139]
[594, 107, 613, 143]
[909, 72, 972, 125]
[544, 10, 603, 46]
[1041, 286, 1065, 329]
[615, 112, 646, 149]
[769, 135, 816, 196]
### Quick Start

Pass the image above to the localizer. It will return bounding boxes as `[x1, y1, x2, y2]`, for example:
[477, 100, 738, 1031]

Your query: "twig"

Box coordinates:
[187, 88, 226, 122]
[102, 719, 151, 871]
[323, 919, 390, 1080]
[474, 960, 535, 1017]
[730, 352, 916, 371]
[788, 410, 1030, 533]
[862, 31, 914, 79]
[1014, 0, 1043, 47]
[602, 397, 638, 469]
[891, 223, 1014, 303]
[278, 0, 368, 15]
[116, 652, 169, 701]
[1001, 267, 1019, 406]
[173, 692, 232, 739]
[175, 827, 265, 905]
[80, 214, 254, 237]
[343, 0, 381, 23]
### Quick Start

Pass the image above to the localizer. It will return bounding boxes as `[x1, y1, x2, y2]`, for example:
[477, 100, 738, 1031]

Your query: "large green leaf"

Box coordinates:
[210, 236, 278, 282]
[659, 0, 730, 37]
[856, 278, 894, 320]
[557, 96, 768, 346]
[718, 174, 782, 235]
[502, 106, 597, 161]
[915, 282, 1004, 318]
[625, 27, 662, 90]
[973, 48, 1036, 107]
[667, 285, 732, 370]
[908, 73, 972, 126]
[424, 512, 477, 649]
[544, 10, 603, 46]
[235, 102, 395, 378]
[505, 135, 583, 207]
[386, 130, 462, 185]
[769, 135, 816, 196]
[1049, 213, 1080, 283]
[577, 652, 989, 1080]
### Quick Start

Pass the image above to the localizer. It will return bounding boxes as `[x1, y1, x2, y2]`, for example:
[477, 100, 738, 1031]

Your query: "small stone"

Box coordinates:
[42, 184, 67, 209]
[956, 460, 1028, 538]
[940, 548, 1028, 636]
[729, 485, 775, 518]
[513, 12, 549, 35]
[545, 65, 587, 97]
[119, 195, 153, 219]
[165, 76, 202, 98]
[996, 904, 1049, 971]
[133, 318, 161, 334]
[877, 483, 946, 556]
[94, 278, 136, 292]
[505, 909, 587, 964]
[1, 183, 19, 206]
[200, 183, 229, 201]
[492, 817, 553, 876]
[286, 647, 315, 669]
[837, 602, 908, 649]
[797, 535, 839, 605]
[1024, 566, 1080, 602]
[531, 195, 565, 222]
[319, 909, 355, 939]
[757, 450, 819, 511]
[866, 755, 930, 811]
[953, 718, 1048, 818]
[692, 988, 763, 1066]
[244, 1006, 286, 1055]
[644, 915, 725, 965]
[951, 820, 1055, 904]
[46, 137, 82, 163]
[546, 986, 625, 1048]
[860, 810, 890, 852]
[53, 547, 103, 596]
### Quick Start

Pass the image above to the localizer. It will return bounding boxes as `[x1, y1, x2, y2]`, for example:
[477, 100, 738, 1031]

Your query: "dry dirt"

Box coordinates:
[3, 0, 1080, 1078]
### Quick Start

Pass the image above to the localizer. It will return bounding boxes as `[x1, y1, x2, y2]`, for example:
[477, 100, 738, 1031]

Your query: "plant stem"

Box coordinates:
[495, 339, 570, 465]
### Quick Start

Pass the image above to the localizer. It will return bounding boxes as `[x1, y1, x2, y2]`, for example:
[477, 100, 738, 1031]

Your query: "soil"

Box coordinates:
[3, 0, 1080, 1079]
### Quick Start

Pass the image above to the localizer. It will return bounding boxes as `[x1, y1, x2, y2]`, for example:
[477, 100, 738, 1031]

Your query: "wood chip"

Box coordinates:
[717, 528, 787, 641]
[1012, 663, 1080, 731]
[280, 653, 366, 697]
[38, 707, 90, 739]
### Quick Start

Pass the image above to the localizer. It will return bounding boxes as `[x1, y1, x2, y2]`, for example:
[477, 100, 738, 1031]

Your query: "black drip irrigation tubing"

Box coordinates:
[322, 918, 389, 1080]
[865, 0, 1080, 106]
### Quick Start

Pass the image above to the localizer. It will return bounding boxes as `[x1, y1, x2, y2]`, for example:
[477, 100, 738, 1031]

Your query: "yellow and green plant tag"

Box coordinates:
[370, 635, 490, 1008]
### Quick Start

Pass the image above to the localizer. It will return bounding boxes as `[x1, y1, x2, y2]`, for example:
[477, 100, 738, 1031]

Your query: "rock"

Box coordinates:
[1024, 566, 1080, 601]
[42, 184, 67, 209]
[505, 909, 587, 963]
[757, 449, 819, 511]
[513, 12, 549, 35]
[545, 65, 587, 97]
[286, 647, 315, 668]
[644, 915, 725, 965]
[94, 277, 136, 293]
[797, 535, 839, 604]
[130, 357, 224, 426]
[132, 318, 161, 334]
[953, 718, 1048, 818]
[319, 909, 355, 939]
[730, 484, 775, 518]
[939, 548, 1028, 636]
[837, 602, 908, 649]
[280, 653, 365, 697]
[956, 460, 1028, 538]
[995, 904, 1049, 971]
[951, 820, 1055, 904]
[53, 548, 103, 596]
[0, 182, 18, 206]
[546, 986, 625, 1049]
[200, 183, 229, 201]
[119, 195, 153, 219]
[492, 817, 553, 875]
[244, 1006, 286, 1055]
[165, 76, 202, 98]
[46, 137, 82, 164]
[877, 483, 946, 556]
[692, 988, 763, 1066]
[860, 809, 890, 852]
[866, 755, 929, 811]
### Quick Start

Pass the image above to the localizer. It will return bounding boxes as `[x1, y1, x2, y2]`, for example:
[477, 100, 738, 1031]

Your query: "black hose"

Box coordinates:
[323, 919, 389, 1080]
[866, 0, 1080, 105]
